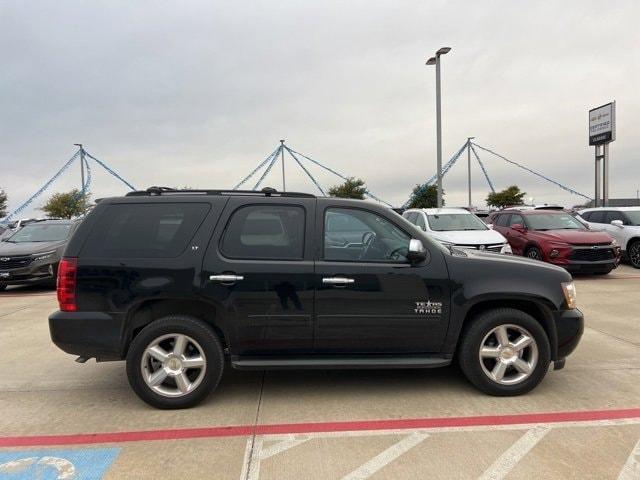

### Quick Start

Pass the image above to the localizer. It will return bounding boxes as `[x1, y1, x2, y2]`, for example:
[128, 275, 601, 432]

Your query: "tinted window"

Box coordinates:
[83, 203, 209, 258]
[588, 210, 606, 223]
[605, 211, 625, 224]
[324, 208, 410, 263]
[404, 212, 418, 224]
[221, 205, 305, 260]
[495, 214, 511, 227]
[580, 211, 591, 221]
[415, 213, 427, 231]
[509, 214, 524, 227]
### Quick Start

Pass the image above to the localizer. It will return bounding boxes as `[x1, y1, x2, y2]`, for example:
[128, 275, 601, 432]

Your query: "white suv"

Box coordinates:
[578, 207, 640, 268]
[403, 208, 511, 254]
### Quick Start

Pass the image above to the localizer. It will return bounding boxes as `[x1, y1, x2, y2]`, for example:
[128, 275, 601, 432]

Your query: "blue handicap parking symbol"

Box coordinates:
[0, 447, 120, 479]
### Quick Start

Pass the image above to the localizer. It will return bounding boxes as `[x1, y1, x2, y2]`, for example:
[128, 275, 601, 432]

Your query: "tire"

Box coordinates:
[628, 240, 640, 269]
[0, 284, 6, 291]
[525, 246, 543, 261]
[458, 308, 551, 396]
[126, 315, 224, 409]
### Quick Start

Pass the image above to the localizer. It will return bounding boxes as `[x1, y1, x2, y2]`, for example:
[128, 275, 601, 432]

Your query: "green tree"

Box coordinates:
[40, 190, 90, 219]
[328, 177, 367, 200]
[486, 185, 526, 209]
[0, 189, 7, 218]
[407, 184, 443, 209]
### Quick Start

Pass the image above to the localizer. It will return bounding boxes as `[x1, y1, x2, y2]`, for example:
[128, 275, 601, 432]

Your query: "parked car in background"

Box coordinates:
[578, 207, 640, 268]
[0, 219, 79, 291]
[403, 208, 511, 254]
[488, 209, 620, 274]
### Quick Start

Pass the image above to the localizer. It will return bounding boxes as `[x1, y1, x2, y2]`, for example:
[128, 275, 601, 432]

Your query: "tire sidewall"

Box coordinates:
[459, 308, 551, 396]
[629, 241, 640, 268]
[126, 315, 224, 409]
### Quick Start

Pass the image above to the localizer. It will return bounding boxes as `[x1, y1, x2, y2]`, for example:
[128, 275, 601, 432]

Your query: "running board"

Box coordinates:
[231, 356, 452, 370]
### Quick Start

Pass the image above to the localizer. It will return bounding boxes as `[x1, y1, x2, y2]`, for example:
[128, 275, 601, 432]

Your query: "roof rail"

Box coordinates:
[125, 186, 316, 199]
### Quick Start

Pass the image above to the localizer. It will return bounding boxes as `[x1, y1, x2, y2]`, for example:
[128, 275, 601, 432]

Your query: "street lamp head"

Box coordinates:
[437, 47, 452, 55]
[425, 57, 436, 65]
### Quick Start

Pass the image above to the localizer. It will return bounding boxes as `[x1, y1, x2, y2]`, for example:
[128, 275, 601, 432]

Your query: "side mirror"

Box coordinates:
[487, 224, 494, 229]
[511, 223, 526, 232]
[407, 239, 427, 263]
[611, 220, 624, 228]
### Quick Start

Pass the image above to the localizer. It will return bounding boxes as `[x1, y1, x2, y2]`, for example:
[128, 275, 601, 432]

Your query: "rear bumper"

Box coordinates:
[553, 308, 584, 359]
[49, 310, 125, 361]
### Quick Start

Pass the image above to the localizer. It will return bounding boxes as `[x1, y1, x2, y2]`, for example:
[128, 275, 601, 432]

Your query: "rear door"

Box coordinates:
[314, 204, 451, 354]
[201, 197, 315, 355]
[505, 213, 528, 255]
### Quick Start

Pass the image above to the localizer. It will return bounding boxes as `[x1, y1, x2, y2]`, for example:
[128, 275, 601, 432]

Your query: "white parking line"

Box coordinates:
[618, 438, 640, 480]
[340, 432, 429, 480]
[478, 425, 550, 480]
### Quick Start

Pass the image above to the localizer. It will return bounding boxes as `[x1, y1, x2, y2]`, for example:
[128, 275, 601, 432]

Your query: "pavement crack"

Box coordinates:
[586, 326, 640, 348]
[242, 371, 266, 480]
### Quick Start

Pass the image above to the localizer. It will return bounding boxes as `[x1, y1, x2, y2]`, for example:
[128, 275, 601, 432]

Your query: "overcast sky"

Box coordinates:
[1, 0, 639, 218]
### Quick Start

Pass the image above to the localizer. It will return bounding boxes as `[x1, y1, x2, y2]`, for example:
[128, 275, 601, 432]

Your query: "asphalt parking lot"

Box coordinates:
[1, 265, 639, 479]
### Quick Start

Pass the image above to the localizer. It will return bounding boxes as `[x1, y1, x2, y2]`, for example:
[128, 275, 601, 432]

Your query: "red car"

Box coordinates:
[488, 209, 620, 274]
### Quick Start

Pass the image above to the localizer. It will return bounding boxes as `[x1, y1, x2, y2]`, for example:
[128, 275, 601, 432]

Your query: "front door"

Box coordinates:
[315, 205, 450, 354]
[201, 197, 316, 356]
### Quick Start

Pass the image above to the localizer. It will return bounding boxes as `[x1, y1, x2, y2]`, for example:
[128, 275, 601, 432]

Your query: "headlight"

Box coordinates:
[32, 251, 56, 262]
[561, 281, 577, 309]
[500, 243, 512, 254]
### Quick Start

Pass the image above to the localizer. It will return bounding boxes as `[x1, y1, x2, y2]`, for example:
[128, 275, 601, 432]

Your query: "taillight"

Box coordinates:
[57, 257, 78, 312]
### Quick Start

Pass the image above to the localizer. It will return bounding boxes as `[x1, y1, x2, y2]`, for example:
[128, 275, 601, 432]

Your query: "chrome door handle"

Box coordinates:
[209, 274, 244, 282]
[322, 277, 355, 285]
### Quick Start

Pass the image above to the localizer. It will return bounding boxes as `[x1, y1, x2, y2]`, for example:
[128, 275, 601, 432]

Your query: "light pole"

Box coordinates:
[467, 137, 475, 208]
[426, 47, 451, 209]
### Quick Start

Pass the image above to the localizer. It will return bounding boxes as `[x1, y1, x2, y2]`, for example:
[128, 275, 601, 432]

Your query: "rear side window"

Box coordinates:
[83, 203, 210, 258]
[495, 214, 511, 227]
[588, 211, 606, 223]
[404, 212, 418, 224]
[221, 205, 305, 260]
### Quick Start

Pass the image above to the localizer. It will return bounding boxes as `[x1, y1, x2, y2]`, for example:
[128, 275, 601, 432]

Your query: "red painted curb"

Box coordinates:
[1, 408, 639, 448]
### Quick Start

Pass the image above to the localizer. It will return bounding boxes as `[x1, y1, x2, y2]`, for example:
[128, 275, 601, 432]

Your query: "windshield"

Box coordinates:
[427, 213, 488, 232]
[625, 211, 640, 226]
[526, 213, 585, 231]
[7, 223, 72, 242]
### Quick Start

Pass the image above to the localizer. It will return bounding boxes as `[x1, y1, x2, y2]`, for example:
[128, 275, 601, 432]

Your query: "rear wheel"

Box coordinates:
[126, 315, 224, 409]
[525, 246, 543, 261]
[458, 308, 551, 396]
[628, 240, 640, 269]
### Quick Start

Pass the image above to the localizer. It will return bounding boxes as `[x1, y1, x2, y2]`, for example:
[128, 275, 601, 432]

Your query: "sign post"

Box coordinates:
[589, 102, 615, 207]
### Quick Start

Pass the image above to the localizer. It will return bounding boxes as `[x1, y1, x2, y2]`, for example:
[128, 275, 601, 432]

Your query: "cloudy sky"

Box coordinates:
[1, 0, 639, 218]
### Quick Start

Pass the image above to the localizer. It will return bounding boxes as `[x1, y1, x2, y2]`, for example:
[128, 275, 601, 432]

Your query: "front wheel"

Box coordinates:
[458, 308, 551, 396]
[126, 315, 224, 409]
[628, 240, 640, 269]
[525, 246, 543, 261]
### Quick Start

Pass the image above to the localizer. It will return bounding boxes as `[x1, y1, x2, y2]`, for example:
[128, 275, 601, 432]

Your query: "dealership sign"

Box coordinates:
[589, 102, 615, 146]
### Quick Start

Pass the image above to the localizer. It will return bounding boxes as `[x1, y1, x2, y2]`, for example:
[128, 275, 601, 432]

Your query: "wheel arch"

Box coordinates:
[626, 236, 640, 252]
[456, 297, 558, 360]
[123, 298, 229, 356]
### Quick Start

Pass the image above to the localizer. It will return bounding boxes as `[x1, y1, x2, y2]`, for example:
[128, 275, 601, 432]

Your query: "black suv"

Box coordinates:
[49, 188, 584, 409]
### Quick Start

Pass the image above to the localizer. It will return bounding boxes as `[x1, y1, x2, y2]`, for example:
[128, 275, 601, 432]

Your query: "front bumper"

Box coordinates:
[553, 308, 584, 359]
[49, 310, 125, 361]
[0, 261, 57, 285]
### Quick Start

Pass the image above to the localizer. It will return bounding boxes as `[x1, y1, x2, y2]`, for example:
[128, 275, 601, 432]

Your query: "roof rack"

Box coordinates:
[125, 186, 316, 199]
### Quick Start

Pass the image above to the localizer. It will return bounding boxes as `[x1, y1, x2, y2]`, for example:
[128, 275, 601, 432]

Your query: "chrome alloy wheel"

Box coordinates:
[478, 324, 538, 385]
[141, 333, 207, 397]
